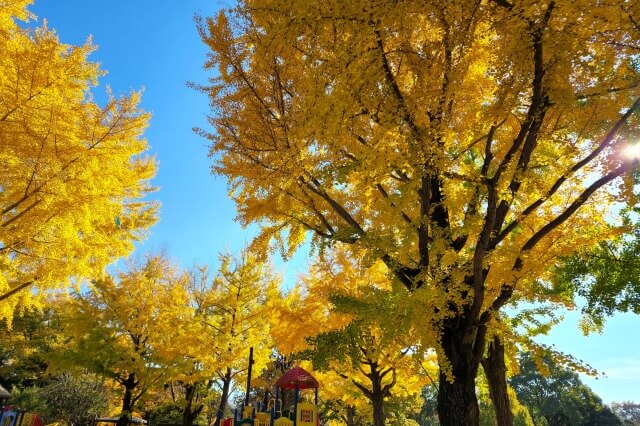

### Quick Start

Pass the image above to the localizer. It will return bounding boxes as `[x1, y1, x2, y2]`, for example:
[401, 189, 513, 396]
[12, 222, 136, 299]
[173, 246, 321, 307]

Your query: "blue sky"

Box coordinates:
[29, 0, 640, 404]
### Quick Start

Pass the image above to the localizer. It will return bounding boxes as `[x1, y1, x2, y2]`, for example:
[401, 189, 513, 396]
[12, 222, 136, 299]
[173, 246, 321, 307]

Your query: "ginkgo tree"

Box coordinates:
[197, 1, 640, 424]
[199, 250, 280, 426]
[273, 248, 427, 426]
[52, 254, 196, 426]
[0, 1, 157, 317]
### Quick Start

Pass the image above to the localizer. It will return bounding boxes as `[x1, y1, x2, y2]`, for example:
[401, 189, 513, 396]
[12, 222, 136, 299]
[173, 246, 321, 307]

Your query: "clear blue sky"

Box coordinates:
[29, 0, 640, 405]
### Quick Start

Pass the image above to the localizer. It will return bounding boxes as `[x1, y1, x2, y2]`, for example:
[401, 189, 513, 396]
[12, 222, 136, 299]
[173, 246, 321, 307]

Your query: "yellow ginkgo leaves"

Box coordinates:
[0, 2, 157, 317]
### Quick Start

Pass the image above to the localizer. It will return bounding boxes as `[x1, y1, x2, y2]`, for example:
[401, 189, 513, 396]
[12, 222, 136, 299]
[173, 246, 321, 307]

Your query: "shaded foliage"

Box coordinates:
[10, 374, 111, 426]
[510, 353, 622, 426]
[38, 374, 111, 426]
[0, 309, 61, 389]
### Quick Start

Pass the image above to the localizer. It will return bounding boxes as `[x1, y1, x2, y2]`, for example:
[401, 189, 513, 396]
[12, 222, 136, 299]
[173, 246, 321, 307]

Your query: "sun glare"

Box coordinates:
[623, 144, 640, 160]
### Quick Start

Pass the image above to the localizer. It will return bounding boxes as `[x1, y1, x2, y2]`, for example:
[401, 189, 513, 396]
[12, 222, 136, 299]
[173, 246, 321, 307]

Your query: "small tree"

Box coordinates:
[197, 251, 279, 426]
[53, 254, 194, 426]
[39, 374, 111, 426]
[275, 249, 426, 426]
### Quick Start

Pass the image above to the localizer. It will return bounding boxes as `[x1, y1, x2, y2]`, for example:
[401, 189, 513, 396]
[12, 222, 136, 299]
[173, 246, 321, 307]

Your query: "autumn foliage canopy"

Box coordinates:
[197, 0, 640, 423]
[0, 0, 157, 316]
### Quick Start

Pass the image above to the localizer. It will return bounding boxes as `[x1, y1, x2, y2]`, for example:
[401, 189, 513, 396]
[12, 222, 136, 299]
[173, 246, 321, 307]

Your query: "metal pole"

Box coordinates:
[293, 384, 299, 426]
[244, 347, 254, 408]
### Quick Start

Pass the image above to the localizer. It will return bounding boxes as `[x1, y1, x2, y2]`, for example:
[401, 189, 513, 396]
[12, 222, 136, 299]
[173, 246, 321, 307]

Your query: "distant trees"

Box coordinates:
[552, 209, 640, 330]
[272, 248, 427, 426]
[199, 251, 279, 426]
[0, 0, 157, 317]
[611, 402, 640, 426]
[510, 352, 622, 426]
[2, 246, 638, 426]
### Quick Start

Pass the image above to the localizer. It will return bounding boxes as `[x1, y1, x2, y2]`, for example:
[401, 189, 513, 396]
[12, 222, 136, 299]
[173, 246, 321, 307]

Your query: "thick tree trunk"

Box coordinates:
[213, 369, 232, 426]
[117, 373, 137, 426]
[182, 382, 204, 426]
[350, 359, 391, 426]
[482, 335, 513, 426]
[436, 324, 482, 426]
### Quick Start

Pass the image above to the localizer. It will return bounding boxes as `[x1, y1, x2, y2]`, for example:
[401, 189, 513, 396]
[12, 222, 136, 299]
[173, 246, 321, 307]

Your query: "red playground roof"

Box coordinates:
[275, 366, 319, 389]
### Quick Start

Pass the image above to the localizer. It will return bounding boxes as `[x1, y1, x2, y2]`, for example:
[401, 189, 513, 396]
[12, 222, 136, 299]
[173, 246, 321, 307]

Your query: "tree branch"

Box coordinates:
[300, 176, 365, 236]
[494, 97, 640, 246]
[0, 280, 37, 302]
[491, 161, 634, 312]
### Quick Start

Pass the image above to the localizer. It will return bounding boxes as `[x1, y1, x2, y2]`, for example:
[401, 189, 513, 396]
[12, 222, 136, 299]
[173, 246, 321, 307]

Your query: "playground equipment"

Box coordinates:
[221, 366, 319, 426]
[0, 385, 44, 426]
[0, 407, 43, 426]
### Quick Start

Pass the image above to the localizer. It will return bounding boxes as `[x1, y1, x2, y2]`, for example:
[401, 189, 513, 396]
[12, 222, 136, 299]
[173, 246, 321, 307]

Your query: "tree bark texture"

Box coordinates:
[182, 382, 204, 426]
[437, 324, 483, 426]
[369, 364, 387, 426]
[345, 406, 357, 426]
[482, 335, 513, 426]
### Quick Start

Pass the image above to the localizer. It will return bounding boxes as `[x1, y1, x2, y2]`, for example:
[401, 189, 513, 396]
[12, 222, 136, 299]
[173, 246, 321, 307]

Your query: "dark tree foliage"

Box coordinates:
[413, 386, 439, 426]
[10, 374, 110, 425]
[0, 309, 61, 389]
[510, 353, 622, 426]
[147, 403, 184, 426]
[39, 374, 111, 425]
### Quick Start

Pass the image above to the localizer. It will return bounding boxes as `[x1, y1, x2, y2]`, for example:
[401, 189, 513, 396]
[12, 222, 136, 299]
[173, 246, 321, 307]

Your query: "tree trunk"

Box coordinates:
[213, 369, 232, 426]
[436, 324, 482, 426]
[345, 406, 357, 426]
[117, 373, 137, 426]
[182, 382, 204, 426]
[351, 360, 390, 426]
[371, 392, 386, 426]
[482, 335, 513, 426]
[368, 362, 388, 426]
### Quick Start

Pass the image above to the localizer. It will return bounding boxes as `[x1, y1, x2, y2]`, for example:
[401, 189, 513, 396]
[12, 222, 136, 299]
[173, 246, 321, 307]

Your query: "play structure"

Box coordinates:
[0, 386, 44, 426]
[0, 408, 44, 426]
[221, 366, 319, 426]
